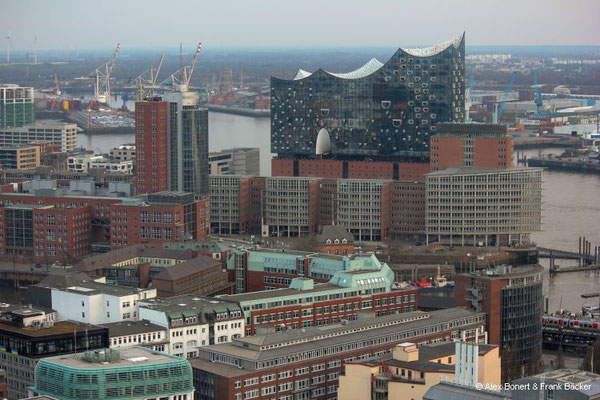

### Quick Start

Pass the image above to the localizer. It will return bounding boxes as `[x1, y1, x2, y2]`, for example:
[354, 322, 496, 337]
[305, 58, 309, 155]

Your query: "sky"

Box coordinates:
[1, 0, 599, 51]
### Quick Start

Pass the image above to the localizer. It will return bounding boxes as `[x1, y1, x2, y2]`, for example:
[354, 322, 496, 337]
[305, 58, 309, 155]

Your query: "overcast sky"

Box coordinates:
[1, 0, 599, 51]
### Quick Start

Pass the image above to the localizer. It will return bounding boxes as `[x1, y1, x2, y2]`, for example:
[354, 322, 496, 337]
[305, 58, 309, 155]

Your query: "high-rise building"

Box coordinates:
[0, 85, 35, 129]
[135, 92, 209, 195]
[454, 265, 544, 377]
[271, 34, 465, 163]
[0, 121, 77, 152]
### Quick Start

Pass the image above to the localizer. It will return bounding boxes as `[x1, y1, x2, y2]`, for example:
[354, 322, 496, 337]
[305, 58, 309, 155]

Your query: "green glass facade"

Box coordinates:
[0, 86, 35, 129]
[271, 34, 465, 161]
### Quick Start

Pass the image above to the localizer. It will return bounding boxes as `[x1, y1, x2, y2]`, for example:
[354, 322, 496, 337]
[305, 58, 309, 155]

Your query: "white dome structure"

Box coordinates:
[315, 128, 331, 155]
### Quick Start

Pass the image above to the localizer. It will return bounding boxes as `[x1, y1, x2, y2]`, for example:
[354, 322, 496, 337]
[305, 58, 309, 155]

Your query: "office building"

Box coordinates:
[139, 296, 244, 358]
[425, 167, 542, 246]
[271, 34, 465, 164]
[209, 147, 260, 176]
[109, 144, 135, 162]
[338, 342, 501, 400]
[226, 248, 393, 293]
[103, 320, 169, 352]
[29, 347, 194, 400]
[135, 92, 209, 195]
[0, 203, 92, 262]
[0, 146, 40, 170]
[27, 274, 157, 325]
[190, 308, 486, 400]
[67, 154, 133, 174]
[430, 123, 513, 171]
[0, 307, 108, 400]
[0, 122, 76, 153]
[109, 191, 209, 250]
[454, 265, 544, 375]
[0, 85, 35, 129]
[219, 261, 417, 335]
[512, 369, 600, 400]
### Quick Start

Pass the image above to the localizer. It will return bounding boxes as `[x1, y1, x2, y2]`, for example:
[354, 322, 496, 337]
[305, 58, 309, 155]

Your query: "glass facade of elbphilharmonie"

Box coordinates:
[270, 34, 465, 161]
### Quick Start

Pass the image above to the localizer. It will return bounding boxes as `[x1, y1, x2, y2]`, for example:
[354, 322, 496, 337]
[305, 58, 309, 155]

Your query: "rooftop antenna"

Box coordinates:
[179, 42, 183, 81]
[5, 30, 13, 63]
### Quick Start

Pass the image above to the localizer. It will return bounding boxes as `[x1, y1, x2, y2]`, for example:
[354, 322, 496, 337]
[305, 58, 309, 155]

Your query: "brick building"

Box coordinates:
[0, 203, 91, 263]
[219, 260, 417, 336]
[109, 191, 209, 250]
[430, 123, 512, 171]
[135, 100, 169, 195]
[454, 265, 544, 373]
[313, 225, 355, 255]
[190, 308, 486, 400]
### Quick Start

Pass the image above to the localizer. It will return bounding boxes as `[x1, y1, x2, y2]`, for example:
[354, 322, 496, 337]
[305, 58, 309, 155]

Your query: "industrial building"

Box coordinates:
[270, 34, 465, 162]
[0, 85, 35, 129]
[29, 347, 194, 400]
[190, 308, 486, 400]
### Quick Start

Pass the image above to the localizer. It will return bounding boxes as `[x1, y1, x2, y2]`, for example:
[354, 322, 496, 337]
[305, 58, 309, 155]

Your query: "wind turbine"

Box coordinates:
[5, 31, 13, 63]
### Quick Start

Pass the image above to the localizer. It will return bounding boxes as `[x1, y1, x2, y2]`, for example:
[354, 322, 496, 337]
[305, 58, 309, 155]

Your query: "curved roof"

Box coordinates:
[402, 33, 464, 57]
[315, 128, 331, 155]
[288, 33, 464, 82]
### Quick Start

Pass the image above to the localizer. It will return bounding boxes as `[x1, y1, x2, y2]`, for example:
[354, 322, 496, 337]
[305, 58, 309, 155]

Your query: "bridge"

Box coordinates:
[542, 326, 598, 353]
[538, 247, 596, 262]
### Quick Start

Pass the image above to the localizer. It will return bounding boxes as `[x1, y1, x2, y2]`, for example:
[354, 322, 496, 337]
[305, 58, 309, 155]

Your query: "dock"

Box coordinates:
[527, 157, 600, 174]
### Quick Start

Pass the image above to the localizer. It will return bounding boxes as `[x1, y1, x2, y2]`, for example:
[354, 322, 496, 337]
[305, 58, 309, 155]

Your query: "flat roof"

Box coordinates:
[100, 320, 166, 337]
[0, 320, 105, 337]
[426, 166, 541, 176]
[459, 264, 544, 280]
[221, 283, 338, 302]
[139, 295, 241, 315]
[194, 308, 484, 363]
[43, 346, 182, 369]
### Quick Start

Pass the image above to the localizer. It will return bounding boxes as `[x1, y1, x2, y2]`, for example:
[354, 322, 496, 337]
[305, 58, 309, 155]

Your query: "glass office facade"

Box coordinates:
[271, 34, 465, 161]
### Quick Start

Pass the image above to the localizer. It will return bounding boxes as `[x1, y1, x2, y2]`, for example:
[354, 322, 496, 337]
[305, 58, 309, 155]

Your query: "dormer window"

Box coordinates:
[334, 239, 339, 244]
[326, 239, 332, 244]
[342, 239, 347, 244]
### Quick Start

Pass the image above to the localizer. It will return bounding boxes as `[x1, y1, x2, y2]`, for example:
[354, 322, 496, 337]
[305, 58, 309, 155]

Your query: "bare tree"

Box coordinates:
[581, 338, 600, 374]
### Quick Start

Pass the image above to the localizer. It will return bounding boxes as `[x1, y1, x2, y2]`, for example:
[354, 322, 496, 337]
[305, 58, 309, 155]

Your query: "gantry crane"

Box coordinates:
[494, 71, 516, 124]
[161, 42, 202, 92]
[90, 43, 120, 104]
[126, 53, 165, 101]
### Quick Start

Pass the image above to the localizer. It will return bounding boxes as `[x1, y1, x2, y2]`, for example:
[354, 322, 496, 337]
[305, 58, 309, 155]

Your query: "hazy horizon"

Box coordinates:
[1, 0, 599, 52]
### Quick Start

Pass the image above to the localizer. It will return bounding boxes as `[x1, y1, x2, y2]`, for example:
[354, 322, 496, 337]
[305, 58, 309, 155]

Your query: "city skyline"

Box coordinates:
[2, 0, 600, 51]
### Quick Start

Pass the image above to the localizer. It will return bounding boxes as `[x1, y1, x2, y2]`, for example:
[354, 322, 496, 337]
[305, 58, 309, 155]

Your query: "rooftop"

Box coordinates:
[460, 264, 544, 280]
[426, 166, 542, 176]
[75, 244, 195, 272]
[424, 381, 510, 400]
[139, 295, 241, 317]
[0, 320, 105, 338]
[516, 369, 600, 396]
[153, 255, 221, 281]
[193, 308, 484, 363]
[100, 320, 166, 337]
[41, 346, 182, 369]
[315, 225, 355, 245]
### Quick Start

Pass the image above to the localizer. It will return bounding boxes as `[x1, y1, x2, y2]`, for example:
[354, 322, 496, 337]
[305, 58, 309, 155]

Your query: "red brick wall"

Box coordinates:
[430, 137, 464, 171]
[271, 159, 294, 176]
[398, 162, 431, 182]
[135, 101, 169, 195]
[300, 160, 343, 178]
[348, 161, 394, 179]
[473, 137, 512, 168]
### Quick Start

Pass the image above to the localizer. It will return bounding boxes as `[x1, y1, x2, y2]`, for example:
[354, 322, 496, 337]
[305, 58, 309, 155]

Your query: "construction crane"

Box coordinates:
[533, 70, 543, 113]
[90, 43, 120, 104]
[53, 71, 62, 96]
[494, 71, 516, 124]
[161, 42, 202, 92]
[127, 53, 165, 101]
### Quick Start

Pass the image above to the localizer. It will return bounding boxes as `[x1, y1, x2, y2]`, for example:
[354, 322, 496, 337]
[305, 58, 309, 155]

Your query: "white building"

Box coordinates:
[102, 319, 169, 353]
[209, 147, 260, 176]
[68, 154, 133, 173]
[139, 295, 244, 359]
[33, 277, 157, 325]
[109, 144, 136, 161]
[0, 121, 77, 152]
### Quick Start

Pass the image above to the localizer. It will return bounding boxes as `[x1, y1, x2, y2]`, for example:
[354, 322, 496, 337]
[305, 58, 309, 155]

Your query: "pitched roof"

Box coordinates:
[153, 255, 221, 281]
[315, 225, 355, 244]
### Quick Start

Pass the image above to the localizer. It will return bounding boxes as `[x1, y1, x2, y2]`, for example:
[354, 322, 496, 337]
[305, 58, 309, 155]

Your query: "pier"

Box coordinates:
[539, 237, 600, 274]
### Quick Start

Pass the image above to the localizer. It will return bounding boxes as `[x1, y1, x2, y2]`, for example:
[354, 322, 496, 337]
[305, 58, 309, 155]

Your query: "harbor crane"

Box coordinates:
[533, 70, 543, 113]
[127, 53, 165, 101]
[161, 42, 202, 92]
[493, 71, 516, 124]
[90, 43, 120, 104]
[54, 71, 61, 96]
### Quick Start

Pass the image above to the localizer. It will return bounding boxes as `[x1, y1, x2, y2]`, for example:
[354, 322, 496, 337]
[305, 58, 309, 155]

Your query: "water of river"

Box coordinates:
[4, 116, 600, 312]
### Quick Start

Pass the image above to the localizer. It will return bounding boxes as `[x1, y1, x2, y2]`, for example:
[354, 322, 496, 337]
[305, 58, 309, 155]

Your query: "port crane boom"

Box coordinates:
[128, 53, 165, 101]
[92, 42, 120, 104]
[161, 42, 202, 92]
